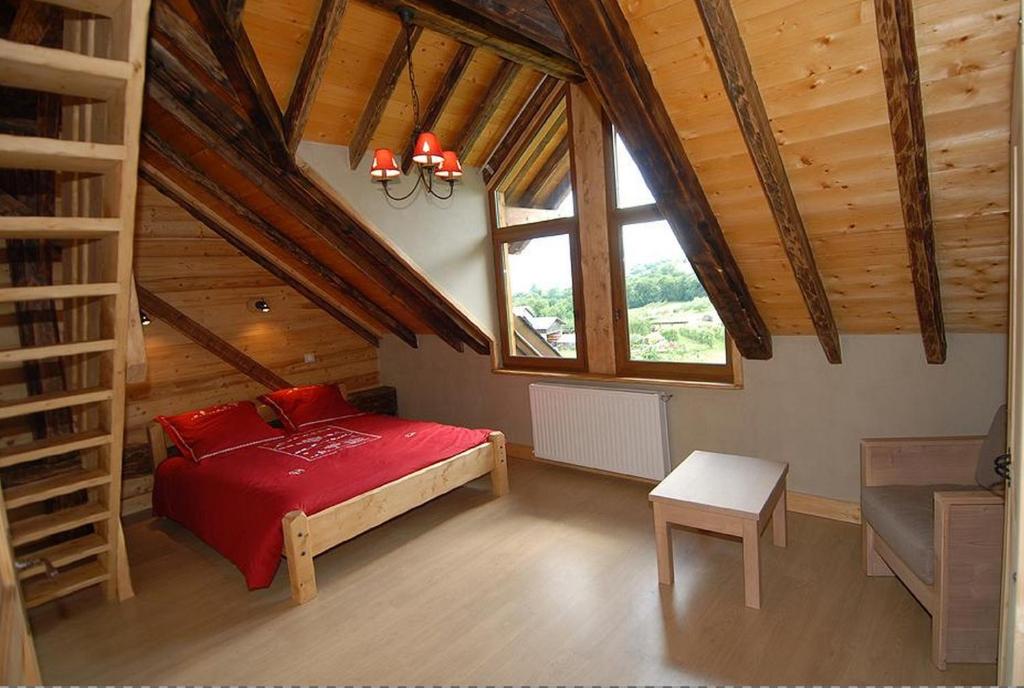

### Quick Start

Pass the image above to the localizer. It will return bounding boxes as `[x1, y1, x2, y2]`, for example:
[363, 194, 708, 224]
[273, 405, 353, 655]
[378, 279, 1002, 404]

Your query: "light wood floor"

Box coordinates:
[30, 458, 996, 684]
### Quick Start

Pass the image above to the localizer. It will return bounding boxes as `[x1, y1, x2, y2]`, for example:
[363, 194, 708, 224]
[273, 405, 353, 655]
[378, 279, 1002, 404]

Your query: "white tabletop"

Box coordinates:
[649, 450, 788, 519]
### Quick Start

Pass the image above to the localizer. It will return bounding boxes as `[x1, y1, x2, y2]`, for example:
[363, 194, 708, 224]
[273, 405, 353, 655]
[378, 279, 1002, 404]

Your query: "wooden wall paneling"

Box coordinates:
[568, 84, 615, 375]
[137, 162, 387, 347]
[347, 23, 422, 169]
[873, 0, 946, 362]
[547, 0, 772, 359]
[136, 285, 293, 390]
[696, 0, 841, 363]
[399, 42, 476, 173]
[139, 132, 406, 344]
[145, 37, 489, 353]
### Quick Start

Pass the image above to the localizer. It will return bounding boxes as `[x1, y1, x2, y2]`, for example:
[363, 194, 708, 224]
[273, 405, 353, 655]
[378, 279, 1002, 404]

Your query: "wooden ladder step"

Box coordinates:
[0, 430, 112, 469]
[9, 502, 109, 547]
[22, 560, 109, 608]
[33, 0, 122, 17]
[0, 339, 115, 364]
[16, 534, 109, 581]
[0, 134, 125, 173]
[0, 283, 120, 303]
[0, 216, 121, 238]
[0, 39, 131, 100]
[0, 387, 113, 421]
[3, 469, 111, 510]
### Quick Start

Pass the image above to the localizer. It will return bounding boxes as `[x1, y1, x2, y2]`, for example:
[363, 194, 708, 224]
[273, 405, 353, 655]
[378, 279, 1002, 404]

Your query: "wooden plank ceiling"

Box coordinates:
[242, 0, 548, 168]
[140, 0, 1011, 368]
[616, 0, 1014, 337]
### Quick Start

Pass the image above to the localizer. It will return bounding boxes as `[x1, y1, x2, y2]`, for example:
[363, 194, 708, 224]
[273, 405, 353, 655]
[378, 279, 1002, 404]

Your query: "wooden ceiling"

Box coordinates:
[235, 0, 1014, 359]
[618, 0, 1014, 336]
[242, 0, 546, 168]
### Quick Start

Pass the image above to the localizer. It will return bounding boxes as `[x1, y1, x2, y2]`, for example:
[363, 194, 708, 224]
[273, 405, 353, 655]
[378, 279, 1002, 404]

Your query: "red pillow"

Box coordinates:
[156, 401, 283, 462]
[259, 384, 361, 431]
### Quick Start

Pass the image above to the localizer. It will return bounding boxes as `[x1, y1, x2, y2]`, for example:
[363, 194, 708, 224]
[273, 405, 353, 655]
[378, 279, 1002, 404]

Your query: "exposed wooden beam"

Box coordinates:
[146, 34, 491, 355]
[454, 59, 521, 160]
[189, 0, 289, 166]
[348, 25, 423, 170]
[138, 163, 387, 350]
[140, 131, 413, 347]
[481, 74, 560, 184]
[502, 104, 565, 197]
[224, 0, 246, 27]
[514, 136, 569, 209]
[400, 42, 476, 174]
[874, 0, 945, 363]
[6, 0, 58, 43]
[150, 1, 233, 97]
[136, 284, 293, 390]
[365, 0, 581, 81]
[697, 0, 841, 364]
[546, 0, 772, 359]
[284, 0, 349, 154]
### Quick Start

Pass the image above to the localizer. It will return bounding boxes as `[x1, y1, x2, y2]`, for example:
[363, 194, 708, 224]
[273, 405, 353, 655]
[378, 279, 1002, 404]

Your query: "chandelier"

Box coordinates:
[368, 8, 463, 201]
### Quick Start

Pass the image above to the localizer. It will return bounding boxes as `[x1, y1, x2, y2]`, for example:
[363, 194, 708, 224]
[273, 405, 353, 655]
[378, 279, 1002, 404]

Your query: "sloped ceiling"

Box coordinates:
[618, 0, 1014, 335]
[242, 0, 547, 167]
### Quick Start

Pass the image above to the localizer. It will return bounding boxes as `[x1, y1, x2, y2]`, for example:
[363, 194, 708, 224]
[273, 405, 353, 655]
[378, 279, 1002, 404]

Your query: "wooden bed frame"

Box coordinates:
[146, 400, 509, 604]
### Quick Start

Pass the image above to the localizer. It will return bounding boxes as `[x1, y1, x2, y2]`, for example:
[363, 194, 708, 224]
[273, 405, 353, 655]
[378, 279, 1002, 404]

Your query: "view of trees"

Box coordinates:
[512, 260, 727, 364]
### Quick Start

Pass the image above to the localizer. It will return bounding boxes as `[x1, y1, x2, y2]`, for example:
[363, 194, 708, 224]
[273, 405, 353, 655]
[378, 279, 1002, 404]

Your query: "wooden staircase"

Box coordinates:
[0, 0, 150, 639]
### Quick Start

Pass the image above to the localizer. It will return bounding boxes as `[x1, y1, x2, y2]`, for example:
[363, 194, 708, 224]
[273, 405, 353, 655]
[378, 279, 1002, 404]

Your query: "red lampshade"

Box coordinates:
[369, 148, 399, 180]
[412, 131, 444, 166]
[434, 151, 463, 180]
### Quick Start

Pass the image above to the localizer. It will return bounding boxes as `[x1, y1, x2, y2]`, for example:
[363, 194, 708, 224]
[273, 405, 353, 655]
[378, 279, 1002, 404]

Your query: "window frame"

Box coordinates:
[489, 86, 588, 374]
[604, 123, 738, 384]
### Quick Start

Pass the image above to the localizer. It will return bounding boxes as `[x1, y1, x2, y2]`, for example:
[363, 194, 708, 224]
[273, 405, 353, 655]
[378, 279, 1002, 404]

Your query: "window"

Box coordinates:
[491, 91, 586, 372]
[489, 88, 736, 385]
[607, 130, 734, 382]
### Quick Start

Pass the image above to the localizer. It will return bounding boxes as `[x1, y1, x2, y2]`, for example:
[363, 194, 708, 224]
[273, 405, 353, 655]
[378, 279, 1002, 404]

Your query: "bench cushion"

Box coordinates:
[861, 484, 977, 584]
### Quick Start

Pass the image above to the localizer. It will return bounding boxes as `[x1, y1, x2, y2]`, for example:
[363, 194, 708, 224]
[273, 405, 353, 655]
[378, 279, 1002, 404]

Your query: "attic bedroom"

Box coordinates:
[0, 0, 1020, 684]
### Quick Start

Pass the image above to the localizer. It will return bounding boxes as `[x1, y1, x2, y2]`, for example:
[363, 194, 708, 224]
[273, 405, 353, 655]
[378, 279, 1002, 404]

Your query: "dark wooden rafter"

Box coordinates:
[546, 0, 772, 359]
[150, 1, 233, 97]
[140, 131, 415, 346]
[696, 0, 841, 364]
[224, 0, 246, 27]
[481, 74, 560, 184]
[454, 59, 521, 159]
[400, 42, 477, 174]
[366, 0, 581, 81]
[189, 0, 289, 166]
[348, 25, 423, 170]
[136, 284, 293, 390]
[138, 162, 388, 349]
[145, 26, 491, 354]
[284, 0, 349, 154]
[874, 0, 945, 363]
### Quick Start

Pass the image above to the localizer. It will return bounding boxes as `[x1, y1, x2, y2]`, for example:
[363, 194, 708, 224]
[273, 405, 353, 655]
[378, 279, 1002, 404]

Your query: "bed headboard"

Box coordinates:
[148, 384, 349, 468]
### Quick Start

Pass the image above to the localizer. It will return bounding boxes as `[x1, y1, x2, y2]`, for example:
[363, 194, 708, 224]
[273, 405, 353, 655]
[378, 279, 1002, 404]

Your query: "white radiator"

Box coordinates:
[528, 383, 671, 480]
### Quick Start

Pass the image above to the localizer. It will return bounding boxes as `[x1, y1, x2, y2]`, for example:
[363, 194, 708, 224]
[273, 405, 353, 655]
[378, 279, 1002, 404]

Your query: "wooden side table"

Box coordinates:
[649, 450, 789, 609]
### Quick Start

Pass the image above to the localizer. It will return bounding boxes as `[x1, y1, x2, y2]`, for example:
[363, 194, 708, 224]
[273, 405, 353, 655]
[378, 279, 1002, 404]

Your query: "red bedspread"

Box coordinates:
[153, 414, 491, 589]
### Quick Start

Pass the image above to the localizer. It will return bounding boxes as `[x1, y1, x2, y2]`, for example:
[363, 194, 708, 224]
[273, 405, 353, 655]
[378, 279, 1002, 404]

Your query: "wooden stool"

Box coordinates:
[649, 450, 788, 609]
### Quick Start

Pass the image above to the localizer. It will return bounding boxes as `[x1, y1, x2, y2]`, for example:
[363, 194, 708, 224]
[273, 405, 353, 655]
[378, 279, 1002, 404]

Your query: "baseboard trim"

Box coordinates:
[507, 442, 862, 525]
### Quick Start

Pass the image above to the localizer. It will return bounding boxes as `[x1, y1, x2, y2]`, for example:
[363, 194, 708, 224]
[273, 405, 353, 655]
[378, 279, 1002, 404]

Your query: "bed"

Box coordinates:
[147, 396, 508, 604]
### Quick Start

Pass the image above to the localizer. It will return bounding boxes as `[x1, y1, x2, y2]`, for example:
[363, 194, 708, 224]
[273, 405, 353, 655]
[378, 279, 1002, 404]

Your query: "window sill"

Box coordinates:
[491, 366, 744, 391]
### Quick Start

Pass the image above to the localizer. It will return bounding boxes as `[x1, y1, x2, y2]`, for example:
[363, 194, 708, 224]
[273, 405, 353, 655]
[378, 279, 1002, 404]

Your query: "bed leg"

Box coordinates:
[282, 510, 317, 604]
[489, 431, 509, 497]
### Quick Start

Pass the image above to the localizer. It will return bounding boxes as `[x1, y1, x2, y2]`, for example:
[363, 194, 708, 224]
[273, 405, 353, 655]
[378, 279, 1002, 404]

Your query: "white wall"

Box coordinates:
[300, 141, 1008, 503]
[381, 334, 1007, 502]
[298, 141, 498, 336]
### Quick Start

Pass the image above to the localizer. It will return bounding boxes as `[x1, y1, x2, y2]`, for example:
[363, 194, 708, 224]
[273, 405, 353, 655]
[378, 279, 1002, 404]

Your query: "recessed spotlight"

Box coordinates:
[251, 298, 271, 314]
[140, 310, 151, 326]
